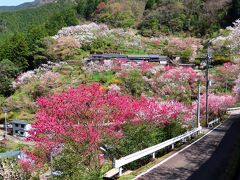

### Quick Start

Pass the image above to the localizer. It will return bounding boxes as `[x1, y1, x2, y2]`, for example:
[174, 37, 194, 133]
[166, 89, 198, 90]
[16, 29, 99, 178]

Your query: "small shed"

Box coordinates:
[10, 120, 31, 137]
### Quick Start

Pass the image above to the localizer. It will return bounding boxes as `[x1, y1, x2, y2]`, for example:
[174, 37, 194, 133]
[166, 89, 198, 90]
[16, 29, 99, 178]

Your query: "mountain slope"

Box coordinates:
[0, 0, 58, 12]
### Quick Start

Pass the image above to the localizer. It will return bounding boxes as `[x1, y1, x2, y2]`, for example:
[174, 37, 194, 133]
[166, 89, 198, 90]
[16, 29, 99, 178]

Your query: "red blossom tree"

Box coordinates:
[25, 83, 196, 174]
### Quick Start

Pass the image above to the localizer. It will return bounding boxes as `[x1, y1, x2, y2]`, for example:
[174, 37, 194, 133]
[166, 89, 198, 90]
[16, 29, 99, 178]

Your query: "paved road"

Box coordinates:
[137, 114, 240, 180]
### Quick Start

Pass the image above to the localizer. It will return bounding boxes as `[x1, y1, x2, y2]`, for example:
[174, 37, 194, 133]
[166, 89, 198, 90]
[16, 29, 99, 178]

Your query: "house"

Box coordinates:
[90, 54, 170, 64]
[10, 120, 31, 137]
[91, 54, 127, 61]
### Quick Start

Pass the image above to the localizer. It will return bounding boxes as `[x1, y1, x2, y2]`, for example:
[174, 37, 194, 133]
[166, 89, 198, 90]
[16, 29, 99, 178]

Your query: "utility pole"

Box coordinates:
[2, 107, 8, 139]
[197, 80, 201, 128]
[226, 68, 228, 93]
[206, 45, 212, 125]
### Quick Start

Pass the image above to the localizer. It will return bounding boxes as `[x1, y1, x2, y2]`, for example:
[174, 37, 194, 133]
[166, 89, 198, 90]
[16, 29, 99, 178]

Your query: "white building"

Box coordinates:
[10, 120, 31, 137]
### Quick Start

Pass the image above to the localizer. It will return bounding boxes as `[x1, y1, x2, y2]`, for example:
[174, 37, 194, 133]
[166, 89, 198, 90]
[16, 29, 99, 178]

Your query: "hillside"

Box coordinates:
[0, 0, 239, 40]
[0, 0, 58, 12]
[0, 1, 240, 179]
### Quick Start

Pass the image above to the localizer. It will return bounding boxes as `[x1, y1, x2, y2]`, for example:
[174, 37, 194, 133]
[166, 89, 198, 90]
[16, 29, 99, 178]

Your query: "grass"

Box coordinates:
[122, 48, 146, 55]
[89, 71, 116, 86]
[0, 139, 29, 153]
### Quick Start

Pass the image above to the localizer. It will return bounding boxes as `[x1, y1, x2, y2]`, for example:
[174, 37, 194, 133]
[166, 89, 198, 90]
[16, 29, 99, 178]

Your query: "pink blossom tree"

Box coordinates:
[210, 63, 239, 93]
[25, 83, 195, 177]
[200, 93, 236, 120]
[150, 66, 202, 103]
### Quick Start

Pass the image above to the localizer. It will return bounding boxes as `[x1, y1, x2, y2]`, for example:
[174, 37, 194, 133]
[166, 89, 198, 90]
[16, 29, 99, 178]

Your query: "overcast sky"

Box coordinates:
[0, 0, 34, 6]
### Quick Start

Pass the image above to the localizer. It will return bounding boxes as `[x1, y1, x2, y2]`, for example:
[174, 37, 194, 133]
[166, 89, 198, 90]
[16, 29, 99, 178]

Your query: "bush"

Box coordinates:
[181, 48, 193, 63]
[120, 70, 147, 97]
[82, 37, 117, 54]
[97, 11, 136, 28]
[89, 71, 116, 85]
[53, 149, 103, 180]
[212, 55, 231, 65]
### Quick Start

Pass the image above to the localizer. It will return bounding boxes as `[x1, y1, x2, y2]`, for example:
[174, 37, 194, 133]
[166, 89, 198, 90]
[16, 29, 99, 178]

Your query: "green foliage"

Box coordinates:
[82, 36, 117, 53]
[97, 11, 136, 28]
[105, 121, 186, 169]
[77, 0, 107, 18]
[52, 149, 103, 179]
[45, 6, 79, 36]
[0, 33, 29, 71]
[140, 0, 232, 36]
[0, 3, 63, 44]
[110, 123, 164, 158]
[76, 0, 87, 17]
[96, 0, 143, 28]
[181, 48, 193, 63]
[146, 0, 156, 9]
[163, 121, 186, 139]
[212, 55, 231, 65]
[0, 145, 6, 153]
[227, 0, 240, 24]
[121, 70, 146, 97]
[0, 59, 19, 96]
[89, 71, 116, 85]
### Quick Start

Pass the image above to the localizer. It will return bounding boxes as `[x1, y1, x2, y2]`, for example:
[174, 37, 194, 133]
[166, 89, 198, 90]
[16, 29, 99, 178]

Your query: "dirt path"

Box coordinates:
[137, 114, 240, 180]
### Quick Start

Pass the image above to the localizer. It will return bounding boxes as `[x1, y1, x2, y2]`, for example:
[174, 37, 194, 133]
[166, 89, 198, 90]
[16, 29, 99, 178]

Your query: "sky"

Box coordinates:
[0, 0, 34, 6]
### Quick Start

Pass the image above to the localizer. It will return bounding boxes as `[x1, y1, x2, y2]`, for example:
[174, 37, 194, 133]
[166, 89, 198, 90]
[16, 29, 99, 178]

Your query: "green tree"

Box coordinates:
[121, 70, 146, 97]
[45, 7, 78, 36]
[26, 26, 51, 68]
[26, 25, 47, 51]
[0, 33, 29, 71]
[0, 59, 19, 96]
[85, 0, 98, 18]
[76, 0, 87, 17]
[232, 0, 240, 20]
[146, 0, 156, 9]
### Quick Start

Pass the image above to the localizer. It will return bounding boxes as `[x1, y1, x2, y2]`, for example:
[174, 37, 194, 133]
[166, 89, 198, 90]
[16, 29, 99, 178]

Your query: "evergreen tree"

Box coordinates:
[77, 0, 87, 17]
[0, 33, 29, 71]
[0, 59, 19, 96]
[232, 0, 240, 20]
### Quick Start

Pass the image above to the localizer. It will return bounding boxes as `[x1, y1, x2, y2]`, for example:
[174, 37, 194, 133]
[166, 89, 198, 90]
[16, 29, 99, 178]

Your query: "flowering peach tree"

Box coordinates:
[210, 63, 239, 93]
[200, 93, 236, 119]
[24, 83, 195, 177]
[149, 66, 202, 103]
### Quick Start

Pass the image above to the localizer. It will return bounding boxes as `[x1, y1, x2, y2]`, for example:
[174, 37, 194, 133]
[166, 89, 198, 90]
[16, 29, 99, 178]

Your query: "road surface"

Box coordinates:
[137, 114, 240, 180]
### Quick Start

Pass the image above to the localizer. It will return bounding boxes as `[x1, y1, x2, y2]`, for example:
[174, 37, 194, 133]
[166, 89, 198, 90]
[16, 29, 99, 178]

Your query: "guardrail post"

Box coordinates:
[152, 152, 156, 159]
[172, 144, 174, 149]
[119, 167, 123, 176]
[113, 158, 116, 168]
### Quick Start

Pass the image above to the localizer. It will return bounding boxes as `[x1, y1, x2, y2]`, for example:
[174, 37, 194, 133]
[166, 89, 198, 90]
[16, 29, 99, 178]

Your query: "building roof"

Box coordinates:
[92, 54, 127, 58]
[0, 151, 21, 158]
[10, 120, 29, 125]
[149, 54, 160, 59]
[127, 55, 150, 59]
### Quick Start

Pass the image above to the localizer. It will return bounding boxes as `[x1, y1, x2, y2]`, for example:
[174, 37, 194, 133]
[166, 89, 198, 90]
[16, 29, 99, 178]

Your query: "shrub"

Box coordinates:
[120, 70, 147, 97]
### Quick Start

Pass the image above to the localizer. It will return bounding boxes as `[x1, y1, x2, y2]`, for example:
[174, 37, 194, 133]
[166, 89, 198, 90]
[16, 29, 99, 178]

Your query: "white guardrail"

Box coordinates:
[112, 126, 202, 176]
[227, 107, 240, 111]
[207, 118, 220, 128]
